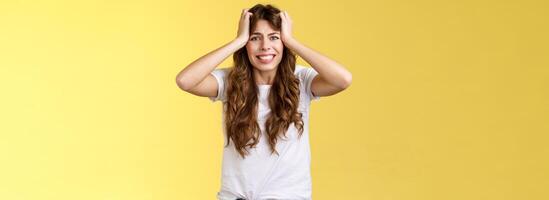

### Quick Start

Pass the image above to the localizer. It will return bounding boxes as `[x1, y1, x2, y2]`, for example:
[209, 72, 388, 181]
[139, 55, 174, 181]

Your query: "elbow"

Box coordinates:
[176, 75, 194, 91]
[339, 72, 352, 89]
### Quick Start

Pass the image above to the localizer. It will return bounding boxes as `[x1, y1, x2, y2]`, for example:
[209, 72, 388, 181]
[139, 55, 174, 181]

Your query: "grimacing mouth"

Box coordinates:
[255, 54, 276, 60]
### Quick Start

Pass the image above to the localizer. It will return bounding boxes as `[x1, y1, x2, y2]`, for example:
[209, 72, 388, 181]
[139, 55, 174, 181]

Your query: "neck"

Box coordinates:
[253, 68, 277, 85]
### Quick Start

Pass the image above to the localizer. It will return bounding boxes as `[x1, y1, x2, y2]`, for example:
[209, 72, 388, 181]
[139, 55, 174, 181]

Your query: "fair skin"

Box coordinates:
[246, 19, 283, 85]
[176, 8, 352, 97]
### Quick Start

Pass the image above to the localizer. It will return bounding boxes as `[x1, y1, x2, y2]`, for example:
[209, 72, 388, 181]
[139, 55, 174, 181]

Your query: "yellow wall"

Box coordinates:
[1, 0, 547, 199]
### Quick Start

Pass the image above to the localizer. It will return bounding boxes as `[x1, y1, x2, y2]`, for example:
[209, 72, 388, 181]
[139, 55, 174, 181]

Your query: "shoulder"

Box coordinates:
[208, 67, 233, 102]
[294, 64, 321, 101]
[294, 64, 319, 81]
[294, 64, 308, 75]
[210, 67, 233, 83]
[212, 67, 232, 76]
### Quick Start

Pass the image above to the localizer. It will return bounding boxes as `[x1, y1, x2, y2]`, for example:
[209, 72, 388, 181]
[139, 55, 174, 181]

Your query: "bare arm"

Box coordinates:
[285, 38, 352, 96]
[279, 11, 352, 97]
[176, 39, 245, 92]
[176, 9, 253, 96]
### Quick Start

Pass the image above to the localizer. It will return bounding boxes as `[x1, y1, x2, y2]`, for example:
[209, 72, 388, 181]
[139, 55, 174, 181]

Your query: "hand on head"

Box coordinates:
[279, 11, 294, 44]
[236, 8, 253, 42]
[235, 7, 295, 46]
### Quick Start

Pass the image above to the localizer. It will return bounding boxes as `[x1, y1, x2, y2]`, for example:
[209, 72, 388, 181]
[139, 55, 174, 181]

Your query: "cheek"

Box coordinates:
[245, 44, 255, 60]
[245, 43, 253, 53]
[274, 44, 284, 59]
[275, 43, 284, 52]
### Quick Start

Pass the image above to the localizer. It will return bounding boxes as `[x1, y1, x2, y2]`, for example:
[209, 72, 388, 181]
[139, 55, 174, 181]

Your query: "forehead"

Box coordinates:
[252, 20, 280, 34]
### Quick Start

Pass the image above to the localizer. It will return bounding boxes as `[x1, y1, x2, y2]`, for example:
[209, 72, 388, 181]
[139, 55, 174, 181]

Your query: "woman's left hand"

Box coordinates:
[279, 11, 294, 44]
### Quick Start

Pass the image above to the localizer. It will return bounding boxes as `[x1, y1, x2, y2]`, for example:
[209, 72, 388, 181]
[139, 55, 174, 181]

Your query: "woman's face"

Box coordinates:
[246, 19, 284, 72]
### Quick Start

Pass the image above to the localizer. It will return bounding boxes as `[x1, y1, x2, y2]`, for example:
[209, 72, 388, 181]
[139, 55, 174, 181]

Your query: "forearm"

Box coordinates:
[284, 38, 352, 88]
[176, 38, 246, 89]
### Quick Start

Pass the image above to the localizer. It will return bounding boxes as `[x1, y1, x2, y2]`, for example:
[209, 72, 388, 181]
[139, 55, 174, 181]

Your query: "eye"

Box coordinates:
[270, 36, 280, 40]
[250, 37, 258, 41]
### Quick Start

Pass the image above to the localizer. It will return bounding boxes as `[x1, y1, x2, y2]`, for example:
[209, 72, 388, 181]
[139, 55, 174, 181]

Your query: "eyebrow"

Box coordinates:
[251, 32, 280, 36]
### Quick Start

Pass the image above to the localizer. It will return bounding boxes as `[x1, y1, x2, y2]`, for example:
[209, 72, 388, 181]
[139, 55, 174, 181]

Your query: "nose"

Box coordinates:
[260, 40, 271, 51]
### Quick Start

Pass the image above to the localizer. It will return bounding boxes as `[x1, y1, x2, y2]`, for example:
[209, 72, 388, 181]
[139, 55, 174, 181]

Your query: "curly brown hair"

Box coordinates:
[224, 4, 304, 159]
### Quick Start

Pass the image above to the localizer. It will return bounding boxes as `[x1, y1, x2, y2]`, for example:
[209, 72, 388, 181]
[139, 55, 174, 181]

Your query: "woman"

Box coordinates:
[176, 4, 352, 200]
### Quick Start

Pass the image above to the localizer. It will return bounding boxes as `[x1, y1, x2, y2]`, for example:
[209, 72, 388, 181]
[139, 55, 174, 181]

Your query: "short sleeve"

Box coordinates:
[296, 65, 320, 101]
[208, 68, 229, 102]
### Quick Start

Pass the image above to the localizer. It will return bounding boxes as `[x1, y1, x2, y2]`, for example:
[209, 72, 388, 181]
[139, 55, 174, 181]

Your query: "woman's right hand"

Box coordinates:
[235, 8, 253, 44]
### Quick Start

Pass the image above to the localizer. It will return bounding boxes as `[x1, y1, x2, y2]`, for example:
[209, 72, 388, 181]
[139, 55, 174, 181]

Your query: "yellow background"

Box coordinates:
[1, 0, 548, 199]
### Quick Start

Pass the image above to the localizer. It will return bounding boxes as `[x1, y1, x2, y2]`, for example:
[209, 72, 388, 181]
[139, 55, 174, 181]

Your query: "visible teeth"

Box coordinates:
[258, 55, 274, 60]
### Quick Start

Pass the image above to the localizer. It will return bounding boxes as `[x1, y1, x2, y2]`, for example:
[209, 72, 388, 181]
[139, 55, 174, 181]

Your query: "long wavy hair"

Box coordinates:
[224, 4, 304, 159]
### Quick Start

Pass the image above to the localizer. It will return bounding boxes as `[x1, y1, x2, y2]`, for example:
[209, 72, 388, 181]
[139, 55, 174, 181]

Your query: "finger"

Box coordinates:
[245, 12, 252, 21]
[241, 9, 249, 17]
[284, 11, 292, 22]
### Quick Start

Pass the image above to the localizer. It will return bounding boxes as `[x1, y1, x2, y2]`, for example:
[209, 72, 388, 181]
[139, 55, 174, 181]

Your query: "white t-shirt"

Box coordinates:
[209, 64, 320, 200]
